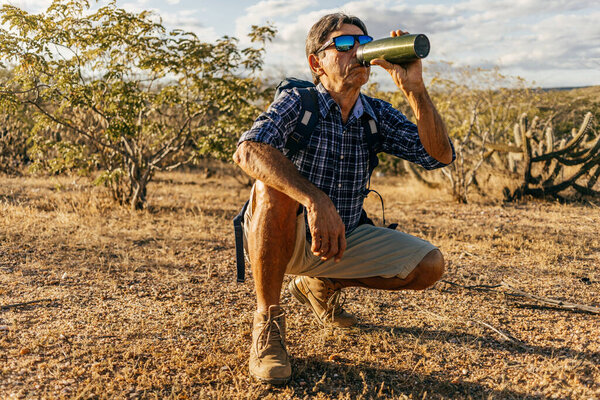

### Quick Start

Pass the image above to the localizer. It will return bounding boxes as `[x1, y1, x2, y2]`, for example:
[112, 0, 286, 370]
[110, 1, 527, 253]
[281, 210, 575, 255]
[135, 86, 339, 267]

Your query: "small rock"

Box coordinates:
[461, 368, 468, 375]
[20, 347, 31, 355]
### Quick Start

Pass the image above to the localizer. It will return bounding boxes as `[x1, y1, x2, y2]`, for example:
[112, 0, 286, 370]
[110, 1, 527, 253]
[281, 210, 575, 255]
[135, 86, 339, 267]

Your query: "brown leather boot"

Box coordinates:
[249, 305, 291, 385]
[288, 276, 357, 328]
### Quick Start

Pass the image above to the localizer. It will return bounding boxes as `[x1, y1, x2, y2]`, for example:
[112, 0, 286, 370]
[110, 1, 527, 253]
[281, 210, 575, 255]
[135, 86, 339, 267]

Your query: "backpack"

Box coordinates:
[232, 78, 393, 282]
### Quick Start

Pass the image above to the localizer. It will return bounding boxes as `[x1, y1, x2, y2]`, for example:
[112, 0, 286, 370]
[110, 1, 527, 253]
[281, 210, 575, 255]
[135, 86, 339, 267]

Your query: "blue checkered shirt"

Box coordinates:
[238, 83, 454, 234]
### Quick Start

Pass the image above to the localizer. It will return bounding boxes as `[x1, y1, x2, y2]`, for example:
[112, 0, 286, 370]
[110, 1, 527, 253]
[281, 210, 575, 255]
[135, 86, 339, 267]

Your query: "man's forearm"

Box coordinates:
[233, 141, 327, 209]
[406, 88, 453, 164]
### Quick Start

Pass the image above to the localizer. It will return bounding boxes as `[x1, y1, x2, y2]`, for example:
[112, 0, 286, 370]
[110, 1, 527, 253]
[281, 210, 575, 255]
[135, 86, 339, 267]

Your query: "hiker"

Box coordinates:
[233, 13, 454, 385]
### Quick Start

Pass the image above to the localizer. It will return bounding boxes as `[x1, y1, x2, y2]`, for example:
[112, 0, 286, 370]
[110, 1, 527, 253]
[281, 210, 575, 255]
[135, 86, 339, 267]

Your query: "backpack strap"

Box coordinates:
[233, 200, 250, 282]
[360, 96, 383, 176]
[284, 87, 319, 157]
[358, 96, 398, 230]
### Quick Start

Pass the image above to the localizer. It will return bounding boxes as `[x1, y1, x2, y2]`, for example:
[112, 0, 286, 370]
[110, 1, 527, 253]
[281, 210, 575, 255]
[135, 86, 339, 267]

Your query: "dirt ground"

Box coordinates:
[1, 171, 599, 399]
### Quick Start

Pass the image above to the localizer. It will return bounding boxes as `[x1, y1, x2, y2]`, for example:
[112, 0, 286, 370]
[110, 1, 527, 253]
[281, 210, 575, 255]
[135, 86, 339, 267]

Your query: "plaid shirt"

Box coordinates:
[238, 83, 454, 234]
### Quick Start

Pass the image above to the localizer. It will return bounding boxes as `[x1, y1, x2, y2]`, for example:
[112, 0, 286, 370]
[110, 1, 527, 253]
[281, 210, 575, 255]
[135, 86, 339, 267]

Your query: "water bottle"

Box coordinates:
[356, 34, 430, 66]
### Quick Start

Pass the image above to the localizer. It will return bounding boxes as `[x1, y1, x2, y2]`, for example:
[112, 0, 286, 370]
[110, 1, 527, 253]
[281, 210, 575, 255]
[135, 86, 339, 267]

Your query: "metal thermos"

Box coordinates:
[356, 34, 430, 66]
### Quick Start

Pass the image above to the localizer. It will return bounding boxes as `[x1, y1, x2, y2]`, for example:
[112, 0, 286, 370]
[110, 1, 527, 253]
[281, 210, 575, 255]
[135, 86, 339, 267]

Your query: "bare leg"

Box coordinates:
[247, 181, 299, 313]
[334, 249, 445, 291]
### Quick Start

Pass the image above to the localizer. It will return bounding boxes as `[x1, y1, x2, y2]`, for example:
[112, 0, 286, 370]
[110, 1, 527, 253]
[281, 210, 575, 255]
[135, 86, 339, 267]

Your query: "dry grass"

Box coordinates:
[1, 170, 599, 399]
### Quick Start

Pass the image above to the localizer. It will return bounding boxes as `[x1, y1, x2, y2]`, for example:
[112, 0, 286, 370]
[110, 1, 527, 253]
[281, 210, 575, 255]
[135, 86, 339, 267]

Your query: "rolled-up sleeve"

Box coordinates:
[238, 89, 301, 151]
[376, 100, 455, 170]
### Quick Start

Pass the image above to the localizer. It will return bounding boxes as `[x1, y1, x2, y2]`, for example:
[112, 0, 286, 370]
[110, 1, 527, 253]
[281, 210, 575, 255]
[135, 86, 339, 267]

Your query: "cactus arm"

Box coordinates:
[535, 152, 600, 194]
[551, 135, 600, 166]
[586, 165, 600, 190]
[521, 115, 533, 191]
[530, 113, 593, 162]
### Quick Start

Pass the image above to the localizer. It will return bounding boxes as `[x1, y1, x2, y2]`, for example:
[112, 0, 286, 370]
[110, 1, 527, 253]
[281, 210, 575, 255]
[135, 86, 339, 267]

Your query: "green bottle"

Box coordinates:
[356, 34, 430, 66]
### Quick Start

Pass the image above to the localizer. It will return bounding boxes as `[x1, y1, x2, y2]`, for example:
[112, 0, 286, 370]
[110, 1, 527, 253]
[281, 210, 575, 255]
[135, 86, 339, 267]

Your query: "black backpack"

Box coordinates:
[232, 78, 392, 282]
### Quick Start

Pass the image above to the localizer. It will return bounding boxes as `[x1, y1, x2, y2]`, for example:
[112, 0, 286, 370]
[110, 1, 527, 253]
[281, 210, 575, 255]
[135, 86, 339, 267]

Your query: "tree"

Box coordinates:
[0, 0, 275, 209]
[0, 68, 33, 175]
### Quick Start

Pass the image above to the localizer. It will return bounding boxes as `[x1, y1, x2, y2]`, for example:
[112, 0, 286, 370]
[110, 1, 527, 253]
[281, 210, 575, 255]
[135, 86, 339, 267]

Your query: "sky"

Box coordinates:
[3, 0, 600, 88]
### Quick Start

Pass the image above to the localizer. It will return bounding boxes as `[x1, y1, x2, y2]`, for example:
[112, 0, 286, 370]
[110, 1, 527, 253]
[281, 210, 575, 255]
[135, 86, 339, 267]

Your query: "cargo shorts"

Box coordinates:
[242, 186, 437, 279]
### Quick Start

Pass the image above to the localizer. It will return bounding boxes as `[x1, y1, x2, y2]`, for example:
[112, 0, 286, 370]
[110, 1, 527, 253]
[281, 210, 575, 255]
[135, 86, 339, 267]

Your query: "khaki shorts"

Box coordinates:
[243, 188, 437, 280]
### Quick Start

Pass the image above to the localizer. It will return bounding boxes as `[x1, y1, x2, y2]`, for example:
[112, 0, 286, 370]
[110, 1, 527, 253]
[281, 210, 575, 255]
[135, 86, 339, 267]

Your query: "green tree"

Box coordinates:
[0, 0, 275, 209]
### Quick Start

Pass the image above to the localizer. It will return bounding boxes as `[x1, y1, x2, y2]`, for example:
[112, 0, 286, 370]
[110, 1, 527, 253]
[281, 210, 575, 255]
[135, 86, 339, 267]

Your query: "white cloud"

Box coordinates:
[120, 2, 218, 41]
[0, 0, 52, 12]
[3, 0, 598, 87]
[248, 0, 600, 87]
[234, 0, 317, 43]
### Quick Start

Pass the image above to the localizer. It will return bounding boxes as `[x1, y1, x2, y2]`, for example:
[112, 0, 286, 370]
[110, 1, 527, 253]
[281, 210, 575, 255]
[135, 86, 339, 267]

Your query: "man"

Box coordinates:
[233, 13, 454, 385]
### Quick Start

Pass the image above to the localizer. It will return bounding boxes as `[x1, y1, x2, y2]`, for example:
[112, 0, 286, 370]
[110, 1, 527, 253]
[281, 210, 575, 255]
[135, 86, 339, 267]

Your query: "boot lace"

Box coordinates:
[325, 289, 347, 322]
[254, 313, 285, 357]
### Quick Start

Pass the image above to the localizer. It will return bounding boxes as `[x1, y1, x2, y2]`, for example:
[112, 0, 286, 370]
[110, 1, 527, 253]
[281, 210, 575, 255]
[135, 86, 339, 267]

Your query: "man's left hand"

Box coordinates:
[369, 30, 425, 95]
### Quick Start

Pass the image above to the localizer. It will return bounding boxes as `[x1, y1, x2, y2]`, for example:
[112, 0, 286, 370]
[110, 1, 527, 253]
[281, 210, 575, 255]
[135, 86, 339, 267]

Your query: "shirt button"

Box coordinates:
[338, 184, 342, 188]
[340, 155, 344, 160]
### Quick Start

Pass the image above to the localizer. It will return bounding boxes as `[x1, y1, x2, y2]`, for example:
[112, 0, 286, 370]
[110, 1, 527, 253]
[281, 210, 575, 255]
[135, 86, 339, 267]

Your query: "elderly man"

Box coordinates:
[233, 13, 454, 384]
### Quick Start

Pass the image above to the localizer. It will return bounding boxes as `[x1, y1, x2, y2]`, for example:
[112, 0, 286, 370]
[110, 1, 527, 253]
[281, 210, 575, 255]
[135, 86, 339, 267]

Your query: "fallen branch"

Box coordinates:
[1, 298, 54, 310]
[442, 279, 600, 315]
[501, 281, 600, 314]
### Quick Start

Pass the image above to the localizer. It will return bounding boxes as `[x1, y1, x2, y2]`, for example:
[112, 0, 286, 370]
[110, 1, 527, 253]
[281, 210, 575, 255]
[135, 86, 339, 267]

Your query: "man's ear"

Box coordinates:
[308, 53, 324, 77]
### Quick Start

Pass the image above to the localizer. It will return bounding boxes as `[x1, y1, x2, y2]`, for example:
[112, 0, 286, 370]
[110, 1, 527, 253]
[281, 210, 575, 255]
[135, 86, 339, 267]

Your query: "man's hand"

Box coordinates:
[369, 30, 425, 95]
[234, 141, 348, 261]
[306, 193, 346, 262]
[368, 30, 453, 164]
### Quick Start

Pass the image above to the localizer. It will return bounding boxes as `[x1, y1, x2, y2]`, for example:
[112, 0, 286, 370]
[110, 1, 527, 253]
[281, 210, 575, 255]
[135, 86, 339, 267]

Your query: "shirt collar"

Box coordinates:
[315, 83, 378, 122]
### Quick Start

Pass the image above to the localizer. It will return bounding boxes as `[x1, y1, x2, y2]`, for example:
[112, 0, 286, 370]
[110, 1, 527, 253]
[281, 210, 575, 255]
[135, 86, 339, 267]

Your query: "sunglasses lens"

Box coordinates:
[332, 35, 374, 51]
[358, 35, 373, 45]
[333, 35, 355, 51]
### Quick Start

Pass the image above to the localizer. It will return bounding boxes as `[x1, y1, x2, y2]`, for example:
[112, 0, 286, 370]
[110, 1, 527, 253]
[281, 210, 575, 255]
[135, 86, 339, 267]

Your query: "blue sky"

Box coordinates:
[4, 0, 600, 88]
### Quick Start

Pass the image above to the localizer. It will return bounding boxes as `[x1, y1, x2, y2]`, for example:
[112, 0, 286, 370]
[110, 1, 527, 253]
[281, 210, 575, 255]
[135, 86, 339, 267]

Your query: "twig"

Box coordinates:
[588, 200, 600, 209]
[1, 298, 54, 310]
[414, 305, 530, 349]
[441, 280, 502, 292]
[501, 281, 600, 314]
[469, 318, 530, 349]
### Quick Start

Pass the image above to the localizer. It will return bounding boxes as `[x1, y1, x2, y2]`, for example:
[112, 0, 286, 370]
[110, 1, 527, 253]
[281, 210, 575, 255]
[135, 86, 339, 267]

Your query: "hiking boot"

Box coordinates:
[288, 276, 357, 328]
[249, 305, 291, 385]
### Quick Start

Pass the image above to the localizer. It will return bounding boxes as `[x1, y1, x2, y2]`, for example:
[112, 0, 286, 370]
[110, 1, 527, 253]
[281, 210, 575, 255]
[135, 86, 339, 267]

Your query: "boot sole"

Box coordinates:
[249, 371, 290, 386]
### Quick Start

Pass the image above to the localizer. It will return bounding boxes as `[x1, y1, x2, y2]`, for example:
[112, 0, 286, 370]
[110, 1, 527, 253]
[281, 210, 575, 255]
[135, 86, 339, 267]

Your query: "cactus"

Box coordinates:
[487, 112, 599, 200]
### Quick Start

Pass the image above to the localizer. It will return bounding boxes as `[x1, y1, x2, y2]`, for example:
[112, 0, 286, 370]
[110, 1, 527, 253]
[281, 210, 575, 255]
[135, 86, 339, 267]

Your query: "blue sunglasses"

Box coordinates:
[317, 34, 373, 53]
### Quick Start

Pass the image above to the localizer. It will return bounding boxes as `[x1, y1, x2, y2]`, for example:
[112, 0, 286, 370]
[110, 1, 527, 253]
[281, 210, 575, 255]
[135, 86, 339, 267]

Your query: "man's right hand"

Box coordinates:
[234, 141, 346, 261]
[306, 193, 346, 262]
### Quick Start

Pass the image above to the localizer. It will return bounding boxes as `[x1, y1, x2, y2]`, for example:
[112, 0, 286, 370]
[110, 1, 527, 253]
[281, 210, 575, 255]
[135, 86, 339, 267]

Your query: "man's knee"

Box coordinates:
[412, 249, 445, 290]
[253, 181, 298, 219]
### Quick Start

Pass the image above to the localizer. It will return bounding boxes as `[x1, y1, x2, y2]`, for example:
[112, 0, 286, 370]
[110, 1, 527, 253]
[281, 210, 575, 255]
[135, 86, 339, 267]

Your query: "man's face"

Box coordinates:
[314, 23, 370, 91]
